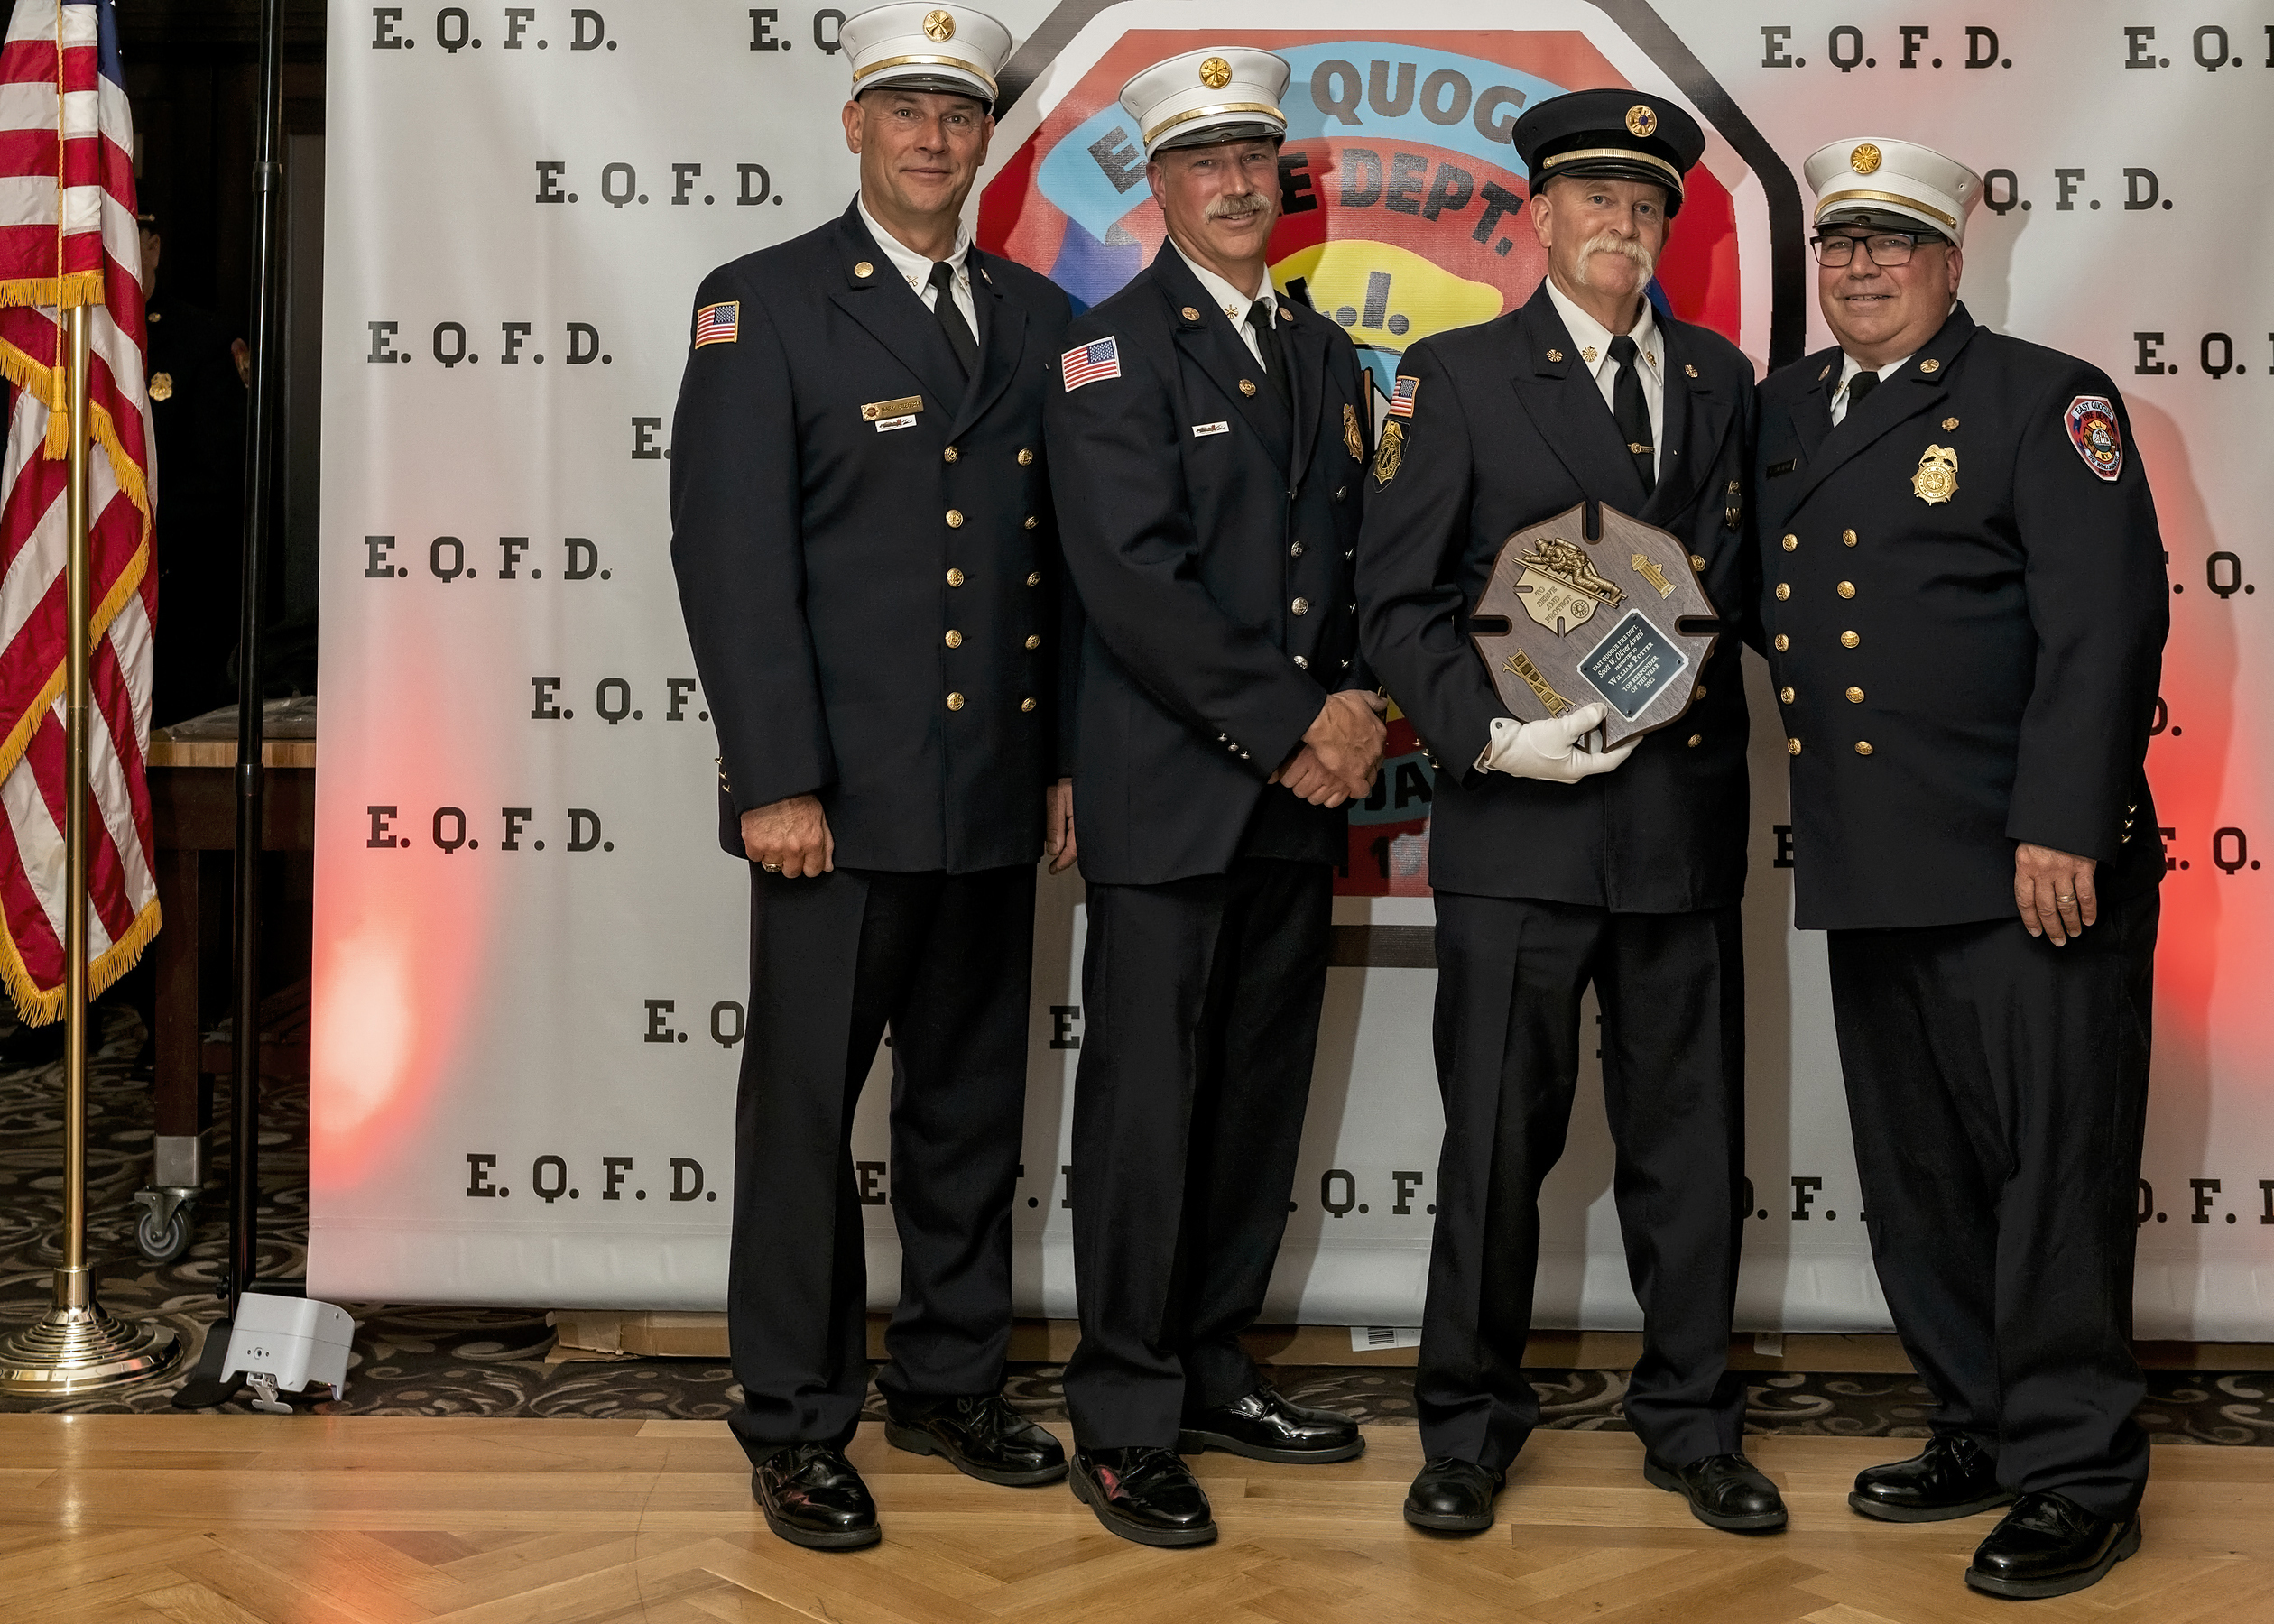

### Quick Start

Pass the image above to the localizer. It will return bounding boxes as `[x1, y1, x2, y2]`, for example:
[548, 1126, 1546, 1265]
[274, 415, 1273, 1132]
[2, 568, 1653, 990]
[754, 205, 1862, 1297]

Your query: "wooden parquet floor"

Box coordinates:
[5, 1417, 2271, 1624]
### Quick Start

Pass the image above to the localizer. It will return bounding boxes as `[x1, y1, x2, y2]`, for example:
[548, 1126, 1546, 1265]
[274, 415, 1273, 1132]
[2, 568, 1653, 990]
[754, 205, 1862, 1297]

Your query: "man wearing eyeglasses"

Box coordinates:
[1754, 139, 2167, 1601]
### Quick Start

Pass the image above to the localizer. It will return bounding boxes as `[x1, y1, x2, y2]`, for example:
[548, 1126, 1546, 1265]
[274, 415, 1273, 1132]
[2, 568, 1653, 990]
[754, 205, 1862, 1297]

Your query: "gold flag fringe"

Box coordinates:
[0, 890, 161, 1027]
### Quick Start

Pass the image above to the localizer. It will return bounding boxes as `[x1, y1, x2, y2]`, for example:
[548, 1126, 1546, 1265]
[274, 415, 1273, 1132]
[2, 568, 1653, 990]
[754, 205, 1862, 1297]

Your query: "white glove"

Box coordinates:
[1478, 702, 1637, 784]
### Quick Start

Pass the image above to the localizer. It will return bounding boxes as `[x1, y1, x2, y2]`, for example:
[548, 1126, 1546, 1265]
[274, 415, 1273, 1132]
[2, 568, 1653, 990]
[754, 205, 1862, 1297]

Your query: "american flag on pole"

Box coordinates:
[0, 0, 159, 1021]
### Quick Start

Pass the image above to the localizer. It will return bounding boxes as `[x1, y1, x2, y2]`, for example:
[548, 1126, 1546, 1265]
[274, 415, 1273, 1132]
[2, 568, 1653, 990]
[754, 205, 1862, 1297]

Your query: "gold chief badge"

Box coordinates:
[1373, 420, 1406, 484]
[1913, 443, 1959, 505]
[1199, 56, 1233, 88]
[923, 9, 955, 41]
[1850, 143, 1882, 175]
[1343, 402, 1363, 462]
[1626, 105, 1657, 137]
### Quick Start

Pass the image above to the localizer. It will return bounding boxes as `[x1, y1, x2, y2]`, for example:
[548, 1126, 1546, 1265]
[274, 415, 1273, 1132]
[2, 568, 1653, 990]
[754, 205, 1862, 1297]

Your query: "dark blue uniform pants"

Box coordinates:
[1418, 894, 1749, 1472]
[726, 863, 1035, 1463]
[1064, 857, 1332, 1449]
[1828, 888, 2158, 1519]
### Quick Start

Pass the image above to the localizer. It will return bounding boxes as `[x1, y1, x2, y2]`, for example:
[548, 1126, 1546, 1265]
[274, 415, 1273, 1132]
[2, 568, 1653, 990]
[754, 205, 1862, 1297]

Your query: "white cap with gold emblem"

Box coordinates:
[840, 2, 1014, 108]
[1118, 47, 1291, 159]
[1804, 137, 1983, 245]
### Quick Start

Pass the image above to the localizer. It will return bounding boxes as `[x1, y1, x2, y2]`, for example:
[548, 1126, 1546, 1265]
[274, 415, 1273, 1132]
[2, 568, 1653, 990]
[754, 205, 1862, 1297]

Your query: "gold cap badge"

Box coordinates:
[922, 9, 955, 42]
[1626, 104, 1657, 137]
[1850, 143, 1882, 175]
[1198, 56, 1232, 89]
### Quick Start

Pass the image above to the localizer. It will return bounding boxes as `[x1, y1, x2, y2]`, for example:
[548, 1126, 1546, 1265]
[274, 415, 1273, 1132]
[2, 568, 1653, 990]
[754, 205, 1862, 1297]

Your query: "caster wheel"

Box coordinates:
[135, 1201, 191, 1264]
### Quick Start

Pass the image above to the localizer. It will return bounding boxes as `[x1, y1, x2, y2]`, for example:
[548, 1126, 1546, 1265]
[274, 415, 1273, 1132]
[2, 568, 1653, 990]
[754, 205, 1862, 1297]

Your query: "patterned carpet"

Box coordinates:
[1, 1002, 2269, 1444]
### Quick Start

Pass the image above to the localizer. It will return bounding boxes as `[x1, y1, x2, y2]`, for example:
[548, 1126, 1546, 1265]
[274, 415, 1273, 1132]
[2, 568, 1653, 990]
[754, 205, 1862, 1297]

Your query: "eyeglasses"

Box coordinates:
[1811, 232, 1930, 267]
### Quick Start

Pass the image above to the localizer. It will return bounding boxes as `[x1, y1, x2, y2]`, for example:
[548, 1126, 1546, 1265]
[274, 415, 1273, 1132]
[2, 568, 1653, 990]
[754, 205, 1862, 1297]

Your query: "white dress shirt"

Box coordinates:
[1543, 278, 1664, 480]
[1830, 352, 1911, 425]
[857, 198, 979, 339]
[1173, 238, 1278, 368]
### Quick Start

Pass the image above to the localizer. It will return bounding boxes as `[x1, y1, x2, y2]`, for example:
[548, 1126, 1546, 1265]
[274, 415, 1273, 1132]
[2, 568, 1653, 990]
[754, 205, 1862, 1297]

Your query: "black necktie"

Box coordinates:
[1843, 366, 1880, 421]
[1607, 334, 1655, 497]
[1248, 299, 1290, 411]
[928, 260, 978, 378]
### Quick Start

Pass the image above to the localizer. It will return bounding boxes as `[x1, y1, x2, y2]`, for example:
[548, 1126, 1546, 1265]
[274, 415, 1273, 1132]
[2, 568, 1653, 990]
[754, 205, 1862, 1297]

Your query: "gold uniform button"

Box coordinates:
[1026, 571, 1041, 587]
[944, 630, 963, 649]
[1775, 583, 1791, 601]
[945, 509, 965, 528]
[1854, 741, 1874, 756]
[1025, 634, 1041, 651]
[1787, 738, 1802, 756]
[1689, 553, 1707, 572]
[1779, 686, 1795, 704]
[1780, 533, 1798, 552]
[1773, 634, 1789, 652]
[1021, 697, 1037, 713]
[1687, 734, 1703, 748]
[1017, 448, 1035, 466]
[946, 692, 966, 711]
[1023, 515, 1038, 530]
[1837, 581, 1856, 599]
[1846, 686, 1865, 703]
[1291, 597, 1310, 615]
[1843, 529, 1858, 547]
[1694, 684, 1706, 701]
[1841, 630, 1860, 648]
[943, 447, 959, 464]
[947, 568, 966, 586]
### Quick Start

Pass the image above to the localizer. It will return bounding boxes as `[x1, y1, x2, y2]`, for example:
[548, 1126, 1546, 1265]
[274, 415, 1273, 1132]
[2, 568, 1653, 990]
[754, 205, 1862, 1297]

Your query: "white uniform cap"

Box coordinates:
[1118, 48, 1291, 159]
[841, 3, 1013, 107]
[1804, 137, 1982, 245]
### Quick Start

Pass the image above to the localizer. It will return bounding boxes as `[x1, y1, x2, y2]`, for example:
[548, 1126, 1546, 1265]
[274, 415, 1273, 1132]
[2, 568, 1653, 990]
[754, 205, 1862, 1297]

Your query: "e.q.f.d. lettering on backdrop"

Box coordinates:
[312, 0, 2273, 1335]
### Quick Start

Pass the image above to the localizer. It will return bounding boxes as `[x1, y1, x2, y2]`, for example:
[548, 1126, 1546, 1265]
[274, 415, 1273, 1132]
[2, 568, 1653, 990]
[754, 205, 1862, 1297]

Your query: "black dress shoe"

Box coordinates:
[1966, 1493, 2141, 1600]
[1178, 1384, 1364, 1463]
[1851, 1432, 2015, 1522]
[1643, 1452, 1788, 1532]
[1069, 1447, 1216, 1546]
[1402, 1457, 1505, 1533]
[884, 1393, 1068, 1486]
[751, 1443, 880, 1550]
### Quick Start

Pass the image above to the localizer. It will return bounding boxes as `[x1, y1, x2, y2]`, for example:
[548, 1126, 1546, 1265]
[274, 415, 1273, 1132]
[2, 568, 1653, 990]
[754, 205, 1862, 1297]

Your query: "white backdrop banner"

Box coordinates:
[310, 0, 2274, 1336]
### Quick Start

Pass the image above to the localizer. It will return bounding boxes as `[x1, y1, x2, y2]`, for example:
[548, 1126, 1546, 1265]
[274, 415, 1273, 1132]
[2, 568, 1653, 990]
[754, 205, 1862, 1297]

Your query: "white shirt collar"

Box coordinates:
[1172, 238, 1275, 327]
[1543, 277, 1659, 374]
[857, 196, 972, 296]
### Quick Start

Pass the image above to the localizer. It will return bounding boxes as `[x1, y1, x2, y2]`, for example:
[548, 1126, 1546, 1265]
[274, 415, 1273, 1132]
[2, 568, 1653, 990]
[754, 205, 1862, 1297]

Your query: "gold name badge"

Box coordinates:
[862, 395, 924, 422]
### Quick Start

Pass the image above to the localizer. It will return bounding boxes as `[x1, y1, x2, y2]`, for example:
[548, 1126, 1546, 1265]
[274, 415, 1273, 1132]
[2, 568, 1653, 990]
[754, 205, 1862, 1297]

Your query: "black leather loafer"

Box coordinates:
[1402, 1457, 1505, 1533]
[1966, 1493, 2141, 1600]
[1850, 1432, 2015, 1523]
[751, 1443, 880, 1550]
[1069, 1447, 1216, 1546]
[1643, 1452, 1788, 1532]
[884, 1394, 1068, 1487]
[1178, 1384, 1364, 1463]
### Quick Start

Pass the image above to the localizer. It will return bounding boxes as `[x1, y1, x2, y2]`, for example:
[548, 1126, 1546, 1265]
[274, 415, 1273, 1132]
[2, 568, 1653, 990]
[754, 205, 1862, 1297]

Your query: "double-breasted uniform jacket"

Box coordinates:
[1357, 282, 1757, 910]
[1046, 245, 1374, 886]
[1753, 303, 2168, 930]
[670, 200, 1075, 872]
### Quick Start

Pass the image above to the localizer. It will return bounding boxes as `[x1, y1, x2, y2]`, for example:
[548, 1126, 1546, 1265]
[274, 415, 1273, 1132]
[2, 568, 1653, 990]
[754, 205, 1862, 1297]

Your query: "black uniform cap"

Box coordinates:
[1511, 89, 1706, 217]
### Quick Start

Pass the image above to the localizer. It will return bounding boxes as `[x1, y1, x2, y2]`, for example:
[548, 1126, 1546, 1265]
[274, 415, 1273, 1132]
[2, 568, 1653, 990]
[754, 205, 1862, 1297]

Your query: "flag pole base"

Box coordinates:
[0, 1269, 181, 1395]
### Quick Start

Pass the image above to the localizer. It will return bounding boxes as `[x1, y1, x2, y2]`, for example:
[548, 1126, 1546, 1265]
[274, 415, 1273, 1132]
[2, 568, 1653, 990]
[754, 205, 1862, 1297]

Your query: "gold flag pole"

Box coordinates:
[0, 305, 181, 1394]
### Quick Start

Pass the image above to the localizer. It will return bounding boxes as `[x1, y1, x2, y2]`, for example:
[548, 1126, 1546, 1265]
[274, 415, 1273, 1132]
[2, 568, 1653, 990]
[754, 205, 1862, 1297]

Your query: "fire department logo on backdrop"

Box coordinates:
[981, 23, 1781, 891]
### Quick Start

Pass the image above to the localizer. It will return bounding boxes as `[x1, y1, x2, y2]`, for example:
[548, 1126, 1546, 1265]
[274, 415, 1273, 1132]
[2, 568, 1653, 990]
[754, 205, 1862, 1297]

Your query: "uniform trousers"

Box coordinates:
[1064, 856, 1332, 1449]
[1826, 887, 2158, 1519]
[1418, 893, 1748, 1471]
[726, 863, 1035, 1464]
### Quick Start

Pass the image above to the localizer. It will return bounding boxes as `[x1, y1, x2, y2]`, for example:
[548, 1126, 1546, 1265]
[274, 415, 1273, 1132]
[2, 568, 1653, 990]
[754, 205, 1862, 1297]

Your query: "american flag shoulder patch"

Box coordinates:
[1061, 336, 1122, 392]
[694, 300, 740, 348]
[1389, 374, 1420, 418]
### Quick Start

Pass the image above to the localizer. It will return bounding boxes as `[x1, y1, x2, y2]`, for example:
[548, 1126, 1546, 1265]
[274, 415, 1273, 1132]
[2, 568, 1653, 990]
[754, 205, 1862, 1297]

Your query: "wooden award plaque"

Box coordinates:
[1469, 502, 1720, 749]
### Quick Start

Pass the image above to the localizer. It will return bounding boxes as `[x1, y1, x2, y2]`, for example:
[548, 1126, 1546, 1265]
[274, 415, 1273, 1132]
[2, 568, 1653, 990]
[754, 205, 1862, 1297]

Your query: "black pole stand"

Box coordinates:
[173, 0, 287, 1409]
